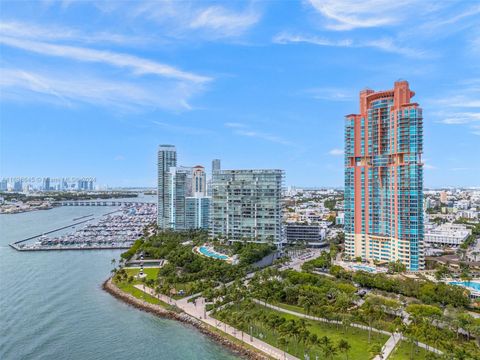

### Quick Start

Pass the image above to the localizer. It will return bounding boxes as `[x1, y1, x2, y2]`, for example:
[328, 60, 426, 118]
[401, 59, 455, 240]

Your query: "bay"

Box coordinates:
[0, 197, 238, 360]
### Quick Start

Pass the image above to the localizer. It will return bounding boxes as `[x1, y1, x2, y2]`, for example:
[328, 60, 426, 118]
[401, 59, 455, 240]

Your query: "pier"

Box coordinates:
[9, 203, 156, 252]
[54, 201, 151, 207]
[10, 243, 132, 251]
[10, 218, 95, 246]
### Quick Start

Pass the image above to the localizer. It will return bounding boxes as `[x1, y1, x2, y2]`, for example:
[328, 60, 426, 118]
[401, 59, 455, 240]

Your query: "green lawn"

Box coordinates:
[214, 303, 388, 360]
[124, 267, 160, 280]
[113, 267, 169, 307]
[273, 302, 307, 314]
[389, 341, 430, 360]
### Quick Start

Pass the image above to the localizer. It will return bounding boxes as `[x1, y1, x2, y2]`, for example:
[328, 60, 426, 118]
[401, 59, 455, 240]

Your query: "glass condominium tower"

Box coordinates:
[157, 145, 177, 229]
[344, 80, 424, 271]
[210, 169, 284, 244]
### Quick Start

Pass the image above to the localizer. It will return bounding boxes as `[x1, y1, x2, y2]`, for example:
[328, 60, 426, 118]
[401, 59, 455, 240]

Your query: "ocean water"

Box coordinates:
[0, 200, 237, 360]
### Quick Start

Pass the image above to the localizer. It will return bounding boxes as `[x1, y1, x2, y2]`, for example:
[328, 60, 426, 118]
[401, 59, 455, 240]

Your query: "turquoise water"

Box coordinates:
[352, 265, 376, 273]
[449, 281, 480, 291]
[199, 246, 228, 260]
[0, 197, 238, 360]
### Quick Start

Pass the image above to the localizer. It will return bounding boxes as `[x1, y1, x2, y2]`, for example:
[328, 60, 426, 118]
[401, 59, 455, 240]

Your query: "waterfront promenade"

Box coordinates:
[134, 284, 299, 360]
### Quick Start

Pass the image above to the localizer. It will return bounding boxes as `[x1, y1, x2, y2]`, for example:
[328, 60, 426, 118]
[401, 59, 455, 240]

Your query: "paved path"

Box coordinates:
[373, 332, 401, 360]
[254, 299, 392, 336]
[134, 284, 299, 360]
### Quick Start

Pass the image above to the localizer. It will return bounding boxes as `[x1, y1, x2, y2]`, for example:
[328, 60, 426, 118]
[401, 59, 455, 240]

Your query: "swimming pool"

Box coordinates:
[449, 281, 480, 292]
[352, 265, 377, 273]
[198, 246, 229, 260]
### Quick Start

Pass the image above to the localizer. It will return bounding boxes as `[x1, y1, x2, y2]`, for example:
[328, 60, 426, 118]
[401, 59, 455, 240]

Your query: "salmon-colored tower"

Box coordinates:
[344, 80, 424, 271]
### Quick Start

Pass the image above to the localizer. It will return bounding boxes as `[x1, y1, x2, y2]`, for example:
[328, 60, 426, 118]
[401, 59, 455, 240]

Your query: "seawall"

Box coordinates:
[102, 279, 271, 360]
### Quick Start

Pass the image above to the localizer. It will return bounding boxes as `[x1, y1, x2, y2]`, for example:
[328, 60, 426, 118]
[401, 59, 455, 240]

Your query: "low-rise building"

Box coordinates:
[285, 224, 326, 247]
[425, 223, 472, 246]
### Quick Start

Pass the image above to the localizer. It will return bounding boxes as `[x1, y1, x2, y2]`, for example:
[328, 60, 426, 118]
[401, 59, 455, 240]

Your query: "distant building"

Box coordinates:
[440, 191, 448, 204]
[43, 177, 51, 191]
[344, 80, 424, 271]
[335, 212, 345, 226]
[186, 196, 211, 230]
[212, 159, 221, 174]
[0, 179, 7, 191]
[166, 166, 190, 230]
[192, 165, 206, 197]
[157, 145, 177, 229]
[285, 224, 326, 247]
[210, 169, 284, 244]
[425, 223, 471, 247]
[13, 180, 22, 192]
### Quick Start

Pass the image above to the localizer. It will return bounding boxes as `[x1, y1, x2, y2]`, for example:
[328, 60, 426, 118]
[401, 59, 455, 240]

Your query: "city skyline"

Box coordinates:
[1, 1, 480, 188]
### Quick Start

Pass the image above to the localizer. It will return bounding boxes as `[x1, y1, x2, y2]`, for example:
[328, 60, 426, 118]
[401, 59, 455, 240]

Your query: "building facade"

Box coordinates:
[344, 80, 424, 271]
[157, 145, 177, 229]
[285, 224, 326, 247]
[210, 169, 284, 244]
[425, 223, 471, 247]
[186, 196, 211, 230]
[167, 167, 191, 230]
[192, 165, 207, 197]
[212, 159, 221, 174]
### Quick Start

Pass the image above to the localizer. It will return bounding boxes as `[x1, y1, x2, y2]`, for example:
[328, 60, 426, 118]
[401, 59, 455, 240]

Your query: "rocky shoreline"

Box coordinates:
[102, 279, 271, 360]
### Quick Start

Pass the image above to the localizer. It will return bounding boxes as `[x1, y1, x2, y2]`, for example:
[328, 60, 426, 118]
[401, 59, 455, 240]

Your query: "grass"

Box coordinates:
[273, 302, 307, 314]
[389, 341, 430, 360]
[123, 267, 160, 279]
[214, 303, 388, 360]
[113, 267, 169, 307]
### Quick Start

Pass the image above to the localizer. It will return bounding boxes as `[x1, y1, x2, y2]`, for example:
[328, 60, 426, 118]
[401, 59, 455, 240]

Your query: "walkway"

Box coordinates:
[253, 299, 391, 336]
[134, 284, 299, 360]
[253, 300, 443, 359]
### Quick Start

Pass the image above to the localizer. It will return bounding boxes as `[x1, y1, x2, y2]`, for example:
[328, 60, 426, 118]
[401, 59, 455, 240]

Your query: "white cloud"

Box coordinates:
[189, 6, 260, 37]
[0, 36, 210, 83]
[0, 68, 201, 111]
[224, 123, 292, 146]
[224, 122, 246, 128]
[152, 121, 213, 135]
[439, 112, 480, 125]
[307, 0, 417, 31]
[132, 1, 260, 39]
[329, 148, 344, 156]
[273, 32, 426, 58]
[306, 87, 354, 101]
[0, 20, 148, 45]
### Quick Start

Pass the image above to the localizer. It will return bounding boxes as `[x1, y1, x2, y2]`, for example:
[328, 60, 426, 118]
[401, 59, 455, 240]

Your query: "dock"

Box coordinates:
[9, 243, 132, 251]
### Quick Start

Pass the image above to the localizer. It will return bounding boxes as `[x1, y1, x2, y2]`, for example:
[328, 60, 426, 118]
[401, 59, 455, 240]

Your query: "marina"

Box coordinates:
[10, 203, 156, 251]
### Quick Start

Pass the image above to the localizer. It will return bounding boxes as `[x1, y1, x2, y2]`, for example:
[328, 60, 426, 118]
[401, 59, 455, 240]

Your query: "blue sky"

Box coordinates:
[1, 0, 479, 188]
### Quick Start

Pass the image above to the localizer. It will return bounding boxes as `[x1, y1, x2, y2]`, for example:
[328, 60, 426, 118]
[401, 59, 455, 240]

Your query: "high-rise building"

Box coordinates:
[13, 179, 23, 192]
[210, 169, 284, 244]
[440, 191, 447, 204]
[43, 177, 51, 191]
[166, 166, 190, 230]
[192, 165, 206, 197]
[0, 179, 8, 191]
[157, 145, 177, 229]
[212, 159, 221, 174]
[186, 196, 211, 230]
[344, 80, 424, 271]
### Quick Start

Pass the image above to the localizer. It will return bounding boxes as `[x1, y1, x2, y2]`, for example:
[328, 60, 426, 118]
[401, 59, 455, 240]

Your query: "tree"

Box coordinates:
[337, 339, 351, 360]
[368, 343, 382, 358]
[319, 336, 337, 359]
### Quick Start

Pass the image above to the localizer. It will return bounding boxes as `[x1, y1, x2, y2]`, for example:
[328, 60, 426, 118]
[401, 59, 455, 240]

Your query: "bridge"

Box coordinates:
[54, 201, 152, 207]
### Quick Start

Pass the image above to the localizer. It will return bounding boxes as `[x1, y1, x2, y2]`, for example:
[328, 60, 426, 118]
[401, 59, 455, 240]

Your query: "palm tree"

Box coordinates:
[337, 339, 351, 360]
[368, 343, 382, 359]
